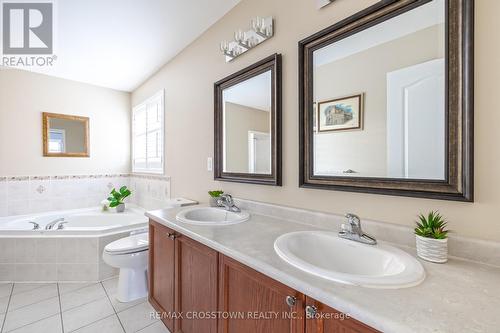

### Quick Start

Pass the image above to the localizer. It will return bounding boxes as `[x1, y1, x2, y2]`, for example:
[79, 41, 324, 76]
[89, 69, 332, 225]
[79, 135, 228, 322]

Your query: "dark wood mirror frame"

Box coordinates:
[214, 54, 282, 186]
[299, 0, 474, 201]
[42, 112, 90, 157]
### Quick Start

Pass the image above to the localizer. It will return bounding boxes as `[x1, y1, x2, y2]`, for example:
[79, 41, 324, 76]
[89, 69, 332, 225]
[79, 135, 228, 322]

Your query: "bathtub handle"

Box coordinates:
[56, 222, 68, 230]
[28, 221, 40, 230]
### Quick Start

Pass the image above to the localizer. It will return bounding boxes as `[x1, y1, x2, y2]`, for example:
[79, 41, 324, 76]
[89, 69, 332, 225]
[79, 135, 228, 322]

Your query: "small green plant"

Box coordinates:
[414, 211, 449, 239]
[107, 186, 132, 207]
[208, 190, 224, 198]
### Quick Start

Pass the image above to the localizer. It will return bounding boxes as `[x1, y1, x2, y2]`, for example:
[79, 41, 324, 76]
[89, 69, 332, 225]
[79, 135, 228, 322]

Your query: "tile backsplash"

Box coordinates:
[0, 174, 171, 217]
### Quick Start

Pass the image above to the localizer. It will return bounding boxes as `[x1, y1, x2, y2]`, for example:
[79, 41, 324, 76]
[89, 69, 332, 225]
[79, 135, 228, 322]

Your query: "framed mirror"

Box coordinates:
[214, 54, 282, 185]
[42, 112, 90, 157]
[299, 0, 473, 201]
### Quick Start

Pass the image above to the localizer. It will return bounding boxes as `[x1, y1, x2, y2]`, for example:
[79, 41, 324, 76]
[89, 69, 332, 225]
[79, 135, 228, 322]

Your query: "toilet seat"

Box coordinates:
[105, 232, 149, 255]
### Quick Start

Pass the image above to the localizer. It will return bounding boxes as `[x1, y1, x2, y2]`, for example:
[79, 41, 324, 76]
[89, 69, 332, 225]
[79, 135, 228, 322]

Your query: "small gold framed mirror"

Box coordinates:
[42, 112, 90, 157]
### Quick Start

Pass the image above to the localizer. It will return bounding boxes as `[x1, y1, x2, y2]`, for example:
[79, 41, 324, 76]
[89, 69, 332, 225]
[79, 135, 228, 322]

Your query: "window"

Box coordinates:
[48, 129, 66, 153]
[132, 90, 164, 174]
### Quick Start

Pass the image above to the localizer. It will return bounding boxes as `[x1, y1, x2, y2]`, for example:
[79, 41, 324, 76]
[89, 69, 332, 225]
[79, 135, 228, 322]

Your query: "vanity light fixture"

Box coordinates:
[219, 16, 274, 62]
[316, 0, 334, 9]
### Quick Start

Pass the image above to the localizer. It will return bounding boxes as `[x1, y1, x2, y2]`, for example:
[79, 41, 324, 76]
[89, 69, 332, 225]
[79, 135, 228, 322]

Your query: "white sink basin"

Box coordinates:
[176, 207, 250, 226]
[274, 231, 425, 289]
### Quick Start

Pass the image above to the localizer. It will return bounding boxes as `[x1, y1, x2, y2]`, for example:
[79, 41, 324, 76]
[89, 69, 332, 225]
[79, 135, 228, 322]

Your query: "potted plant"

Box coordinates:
[414, 211, 449, 263]
[208, 190, 224, 207]
[107, 186, 132, 213]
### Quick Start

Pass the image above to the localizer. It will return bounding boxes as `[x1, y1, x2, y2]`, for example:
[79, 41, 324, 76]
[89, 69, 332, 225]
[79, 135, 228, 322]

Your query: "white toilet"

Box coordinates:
[103, 198, 197, 302]
[103, 232, 149, 302]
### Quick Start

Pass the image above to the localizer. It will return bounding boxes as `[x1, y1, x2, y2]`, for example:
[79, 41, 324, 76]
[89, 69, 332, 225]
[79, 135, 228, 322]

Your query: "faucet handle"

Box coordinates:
[28, 221, 40, 230]
[57, 221, 68, 230]
[220, 194, 234, 205]
[345, 213, 361, 226]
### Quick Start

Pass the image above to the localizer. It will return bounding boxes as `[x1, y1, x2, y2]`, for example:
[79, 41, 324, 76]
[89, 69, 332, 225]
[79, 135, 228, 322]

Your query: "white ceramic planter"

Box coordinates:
[416, 235, 448, 263]
[116, 203, 125, 213]
[209, 197, 219, 207]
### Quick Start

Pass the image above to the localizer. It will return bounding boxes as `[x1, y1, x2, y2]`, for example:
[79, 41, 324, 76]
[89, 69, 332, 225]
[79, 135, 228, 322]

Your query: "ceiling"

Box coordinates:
[314, 0, 444, 67]
[3, 0, 241, 92]
[223, 71, 271, 112]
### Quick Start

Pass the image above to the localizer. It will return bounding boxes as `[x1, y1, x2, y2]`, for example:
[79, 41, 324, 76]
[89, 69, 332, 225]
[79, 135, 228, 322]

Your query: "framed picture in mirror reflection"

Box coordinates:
[317, 93, 363, 132]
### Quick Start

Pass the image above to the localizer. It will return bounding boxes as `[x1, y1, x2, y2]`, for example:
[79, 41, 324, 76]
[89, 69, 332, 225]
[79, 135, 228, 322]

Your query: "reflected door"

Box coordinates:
[387, 58, 445, 179]
[248, 131, 271, 174]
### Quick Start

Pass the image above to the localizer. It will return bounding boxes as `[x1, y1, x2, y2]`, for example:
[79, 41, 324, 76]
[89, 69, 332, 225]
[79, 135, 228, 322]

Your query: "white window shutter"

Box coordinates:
[132, 90, 165, 174]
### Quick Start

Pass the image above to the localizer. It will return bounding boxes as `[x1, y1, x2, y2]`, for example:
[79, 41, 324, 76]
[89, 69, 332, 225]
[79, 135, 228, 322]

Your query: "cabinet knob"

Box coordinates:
[168, 233, 177, 240]
[285, 295, 296, 307]
[305, 305, 318, 318]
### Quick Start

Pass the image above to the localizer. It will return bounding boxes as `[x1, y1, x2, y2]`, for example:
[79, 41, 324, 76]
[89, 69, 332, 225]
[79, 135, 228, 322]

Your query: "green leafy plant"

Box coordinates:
[107, 186, 132, 208]
[414, 211, 449, 239]
[208, 190, 224, 198]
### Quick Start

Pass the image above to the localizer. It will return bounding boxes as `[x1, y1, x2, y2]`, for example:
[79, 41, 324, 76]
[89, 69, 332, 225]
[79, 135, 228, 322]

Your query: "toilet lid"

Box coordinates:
[105, 233, 149, 255]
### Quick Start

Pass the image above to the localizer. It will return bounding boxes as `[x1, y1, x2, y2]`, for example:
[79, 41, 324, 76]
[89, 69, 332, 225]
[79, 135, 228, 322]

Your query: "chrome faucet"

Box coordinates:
[216, 194, 241, 213]
[339, 213, 377, 245]
[28, 221, 40, 230]
[56, 221, 68, 230]
[45, 217, 65, 230]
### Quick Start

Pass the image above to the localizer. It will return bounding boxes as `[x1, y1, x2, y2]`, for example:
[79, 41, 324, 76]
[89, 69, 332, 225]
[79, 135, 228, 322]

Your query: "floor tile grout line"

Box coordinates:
[5, 282, 104, 312]
[10, 283, 55, 297]
[100, 281, 126, 333]
[0, 284, 14, 333]
[61, 294, 109, 314]
[56, 284, 64, 333]
[3, 294, 60, 314]
[2, 285, 107, 332]
[6, 284, 60, 313]
[2, 309, 60, 332]
[135, 320, 163, 333]
[58, 283, 109, 313]
[66, 313, 117, 333]
[3, 314, 61, 333]
[58, 282, 95, 296]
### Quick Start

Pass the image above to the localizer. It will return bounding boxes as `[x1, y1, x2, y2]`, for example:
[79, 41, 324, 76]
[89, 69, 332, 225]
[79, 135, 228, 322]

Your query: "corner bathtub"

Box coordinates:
[0, 206, 149, 282]
[0, 206, 148, 236]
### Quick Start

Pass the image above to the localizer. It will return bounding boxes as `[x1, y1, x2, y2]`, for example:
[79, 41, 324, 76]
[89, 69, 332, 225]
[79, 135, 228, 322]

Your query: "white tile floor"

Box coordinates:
[0, 278, 170, 333]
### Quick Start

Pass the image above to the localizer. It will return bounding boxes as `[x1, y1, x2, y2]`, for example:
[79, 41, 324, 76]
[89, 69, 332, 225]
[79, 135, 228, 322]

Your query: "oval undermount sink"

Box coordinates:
[274, 231, 425, 289]
[176, 207, 250, 226]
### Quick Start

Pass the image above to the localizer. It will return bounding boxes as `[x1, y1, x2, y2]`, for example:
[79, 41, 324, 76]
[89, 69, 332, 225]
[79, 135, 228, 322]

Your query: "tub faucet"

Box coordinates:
[28, 221, 40, 230]
[338, 213, 377, 245]
[45, 218, 65, 230]
[216, 194, 241, 213]
[56, 221, 68, 230]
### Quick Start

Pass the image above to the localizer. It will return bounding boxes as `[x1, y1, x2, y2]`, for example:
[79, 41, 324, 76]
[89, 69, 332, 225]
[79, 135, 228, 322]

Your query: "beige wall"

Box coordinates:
[132, 0, 500, 242]
[224, 102, 270, 173]
[314, 24, 444, 177]
[0, 69, 130, 175]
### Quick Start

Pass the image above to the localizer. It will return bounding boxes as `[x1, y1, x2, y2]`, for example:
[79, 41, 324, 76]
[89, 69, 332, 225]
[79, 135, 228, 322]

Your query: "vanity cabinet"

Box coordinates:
[149, 220, 378, 333]
[218, 255, 305, 333]
[149, 220, 175, 330]
[175, 231, 218, 333]
[149, 220, 218, 333]
[304, 297, 379, 333]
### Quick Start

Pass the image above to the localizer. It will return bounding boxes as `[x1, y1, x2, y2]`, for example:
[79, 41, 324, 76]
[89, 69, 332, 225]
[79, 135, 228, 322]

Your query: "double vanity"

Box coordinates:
[147, 205, 382, 333]
[146, 203, 500, 333]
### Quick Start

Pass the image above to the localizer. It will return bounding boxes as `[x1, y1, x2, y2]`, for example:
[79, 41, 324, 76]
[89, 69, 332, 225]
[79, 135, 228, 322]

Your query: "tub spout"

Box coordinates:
[45, 218, 65, 230]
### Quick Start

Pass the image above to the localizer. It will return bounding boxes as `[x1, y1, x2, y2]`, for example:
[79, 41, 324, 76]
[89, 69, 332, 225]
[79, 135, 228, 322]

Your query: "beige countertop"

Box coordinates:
[146, 206, 500, 333]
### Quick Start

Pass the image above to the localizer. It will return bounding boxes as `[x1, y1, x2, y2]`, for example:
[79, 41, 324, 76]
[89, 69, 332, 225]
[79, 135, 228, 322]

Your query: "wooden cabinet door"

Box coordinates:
[149, 220, 176, 331]
[305, 297, 379, 333]
[175, 234, 218, 333]
[218, 255, 305, 333]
